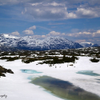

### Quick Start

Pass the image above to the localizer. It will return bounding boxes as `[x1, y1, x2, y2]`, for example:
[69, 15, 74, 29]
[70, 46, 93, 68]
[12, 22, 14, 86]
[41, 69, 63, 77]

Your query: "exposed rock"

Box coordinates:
[0, 65, 14, 77]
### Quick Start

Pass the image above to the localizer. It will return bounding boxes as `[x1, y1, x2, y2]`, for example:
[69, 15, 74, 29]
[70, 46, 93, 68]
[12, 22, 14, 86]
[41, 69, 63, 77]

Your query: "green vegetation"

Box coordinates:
[39, 55, 78, 64]
[0, 46, 100, 64]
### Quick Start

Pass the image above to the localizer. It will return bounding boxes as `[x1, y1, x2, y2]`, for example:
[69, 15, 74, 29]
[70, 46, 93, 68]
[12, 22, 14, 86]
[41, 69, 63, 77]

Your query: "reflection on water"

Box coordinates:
[77, 70, 100, 76]
[31, 76, 100, 100]
[21, 69, 42, 74]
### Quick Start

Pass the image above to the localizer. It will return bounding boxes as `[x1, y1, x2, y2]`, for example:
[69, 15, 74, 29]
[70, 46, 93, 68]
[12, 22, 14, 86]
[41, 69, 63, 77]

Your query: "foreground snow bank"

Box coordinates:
[0, 56, 100, 100]
[0, 60, 63, 100]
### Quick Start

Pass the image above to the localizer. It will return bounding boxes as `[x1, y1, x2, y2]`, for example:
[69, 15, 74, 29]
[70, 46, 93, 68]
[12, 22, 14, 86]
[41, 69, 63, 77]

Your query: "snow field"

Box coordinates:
[0, 56, 100, 100]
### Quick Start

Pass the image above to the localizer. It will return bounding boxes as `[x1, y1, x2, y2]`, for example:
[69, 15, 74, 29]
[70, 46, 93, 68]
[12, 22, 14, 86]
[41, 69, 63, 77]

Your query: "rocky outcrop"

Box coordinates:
[0, 65, 14, 77]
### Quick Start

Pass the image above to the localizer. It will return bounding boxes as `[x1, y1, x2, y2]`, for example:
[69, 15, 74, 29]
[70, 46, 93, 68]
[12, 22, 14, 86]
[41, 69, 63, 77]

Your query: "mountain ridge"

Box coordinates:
[0, 34, 83, 50]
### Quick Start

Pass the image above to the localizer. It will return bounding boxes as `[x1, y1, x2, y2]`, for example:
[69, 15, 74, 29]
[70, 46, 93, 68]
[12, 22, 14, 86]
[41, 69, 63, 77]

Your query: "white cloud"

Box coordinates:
[11, 31, 20, 35]
[76, 8, 99, 18]
[22, 1, 100, 20]
[93, 30, 100, 37]
[67, 31, 92, 37]
[79, 32, 91, 35]
[29, 25, 36, 30]
[67, 33, 74, 37]
[65, 30, 100, 44]
[48, 31, 61, 35]
[96, 30, 100, 34]
[22, 1, 77, 20]
[31, 2, 42, 6]
[46, 2, 65, 6]
[1, 0, 100, 6]
[23, 25, 36, 35]
[1, 0, 100, 21]
[41, 35, 46, 38]
[47, 31, 66, 36]
[67, 31, 91, 38]
[67, 12, 77, 18]
[23, 30, 34, 35]
[67, 30, 100, 38]
[27, 31, 65, 39]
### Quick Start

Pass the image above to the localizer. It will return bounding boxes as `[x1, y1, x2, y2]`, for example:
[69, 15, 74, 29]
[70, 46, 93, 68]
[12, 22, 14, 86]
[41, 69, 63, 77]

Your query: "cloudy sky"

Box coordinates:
[0, 0, 100, 44]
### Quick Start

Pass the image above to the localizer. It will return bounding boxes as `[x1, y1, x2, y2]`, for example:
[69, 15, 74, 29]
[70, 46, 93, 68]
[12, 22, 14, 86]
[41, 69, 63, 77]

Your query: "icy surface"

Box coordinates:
[0, 56, 100, 100]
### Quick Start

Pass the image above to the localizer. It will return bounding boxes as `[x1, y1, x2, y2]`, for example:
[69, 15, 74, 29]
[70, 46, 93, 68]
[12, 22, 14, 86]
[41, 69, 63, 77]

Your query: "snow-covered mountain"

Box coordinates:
[0, 34, 83, 50]
[80, 42, 99, 47]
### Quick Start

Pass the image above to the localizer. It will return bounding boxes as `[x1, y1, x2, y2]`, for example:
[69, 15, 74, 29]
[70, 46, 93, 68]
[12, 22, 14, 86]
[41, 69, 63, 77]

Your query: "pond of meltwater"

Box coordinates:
[30, 76, 100, 100]
[77, 70, 100, 76]
[21, 69, 42, 74]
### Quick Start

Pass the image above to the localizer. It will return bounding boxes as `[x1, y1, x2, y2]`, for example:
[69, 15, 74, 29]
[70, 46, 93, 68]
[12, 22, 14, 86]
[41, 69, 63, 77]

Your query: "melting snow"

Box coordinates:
[0, 56, 100, 100]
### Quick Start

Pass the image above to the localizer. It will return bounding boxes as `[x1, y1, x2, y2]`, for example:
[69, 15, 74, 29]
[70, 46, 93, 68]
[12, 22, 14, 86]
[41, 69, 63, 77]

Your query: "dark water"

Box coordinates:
[21, 69, 42, 74]
[77, 70, 100, 76]
[31, 76, 100, 100]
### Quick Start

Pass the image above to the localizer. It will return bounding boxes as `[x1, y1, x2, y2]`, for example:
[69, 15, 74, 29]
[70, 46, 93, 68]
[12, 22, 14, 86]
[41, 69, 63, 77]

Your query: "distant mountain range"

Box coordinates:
[0, 34, 99, 51]
[80, 42, 99, 47]
[0, 34, 83, 51]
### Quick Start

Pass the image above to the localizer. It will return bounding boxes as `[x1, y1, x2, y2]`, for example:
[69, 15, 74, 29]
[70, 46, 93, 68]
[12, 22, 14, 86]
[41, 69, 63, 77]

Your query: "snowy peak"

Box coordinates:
[0, 34, 83, 50]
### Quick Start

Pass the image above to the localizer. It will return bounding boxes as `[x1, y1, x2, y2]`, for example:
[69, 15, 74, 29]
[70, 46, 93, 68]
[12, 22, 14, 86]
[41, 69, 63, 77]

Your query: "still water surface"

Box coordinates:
[21, 69, 100, 100]
[31, 76, 100, 100]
